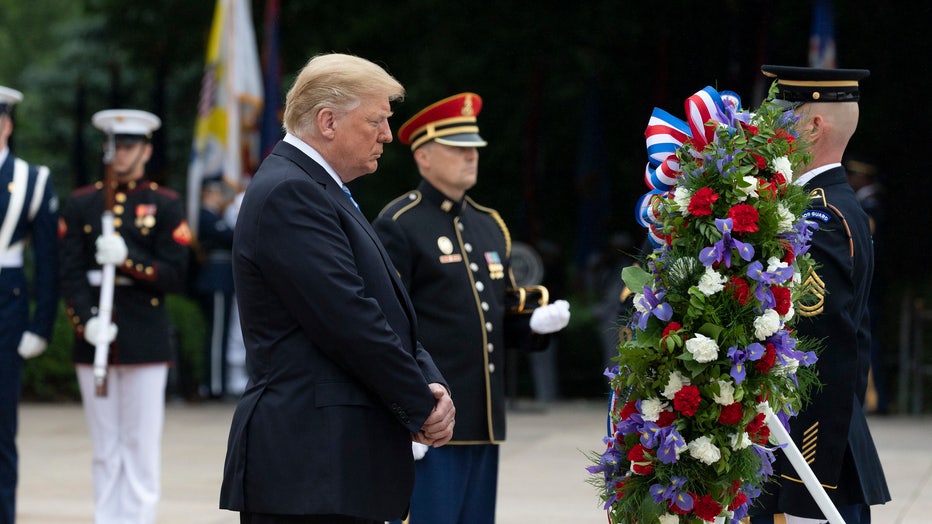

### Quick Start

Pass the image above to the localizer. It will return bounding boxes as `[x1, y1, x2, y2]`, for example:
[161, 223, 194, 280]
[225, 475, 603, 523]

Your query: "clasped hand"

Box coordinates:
[413, 383, 455, 448]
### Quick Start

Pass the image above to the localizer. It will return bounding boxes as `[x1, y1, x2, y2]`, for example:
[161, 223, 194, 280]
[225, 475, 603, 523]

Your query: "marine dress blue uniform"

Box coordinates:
[0, 86, 58, 524]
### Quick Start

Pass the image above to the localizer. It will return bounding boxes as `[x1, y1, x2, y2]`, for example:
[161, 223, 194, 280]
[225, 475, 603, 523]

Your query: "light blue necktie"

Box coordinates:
[340, 184, 361, 212]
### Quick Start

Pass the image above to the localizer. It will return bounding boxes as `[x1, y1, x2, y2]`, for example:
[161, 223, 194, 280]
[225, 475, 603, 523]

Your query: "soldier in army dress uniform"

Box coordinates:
[374, 93, 571, 524]
[58, 109, 190, 524]
[749, 66, 891, 524]
[0, 85, 58, 524]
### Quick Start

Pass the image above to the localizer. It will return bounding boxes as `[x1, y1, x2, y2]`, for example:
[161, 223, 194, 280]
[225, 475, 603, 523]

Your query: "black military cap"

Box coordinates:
[761, 65, 870, 103]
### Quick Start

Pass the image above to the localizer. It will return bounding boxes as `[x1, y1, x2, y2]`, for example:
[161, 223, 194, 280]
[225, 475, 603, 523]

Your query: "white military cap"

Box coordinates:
[0, 86, 23, 114]
[92, 109, 161, 138]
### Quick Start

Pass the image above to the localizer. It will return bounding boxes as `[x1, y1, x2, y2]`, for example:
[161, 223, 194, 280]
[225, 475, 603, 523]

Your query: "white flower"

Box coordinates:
[776, 203, 795, 232]
[712, 379, 735, 406]
[783, 303, 795, 321]
[772, 155, 794, 181]
[697, 266, 727, 296]
[754, 309, 781, 340]
[737, 175, 759, 202]
[640, 398, 668, 422]
[659, 515, 680, 524]
[633, 293, 648, 313]
[730, 432, 752, 450]
[766, 257, 789, 274]
[774, 357, 800, 377]
[686, 333, 719, 363]
[673, 186, 692, 216]
[688, 436, 721, 465]
[662, 370, 691, 400]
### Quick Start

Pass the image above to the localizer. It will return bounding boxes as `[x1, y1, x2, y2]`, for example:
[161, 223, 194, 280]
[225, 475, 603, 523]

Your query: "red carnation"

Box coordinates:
[619, 401, 638, 421]
[727, 276, 751, 305]
[772, 171, 788, 188]
[662, 321, 682, 340]
[781, 241, 796, 265]
[688, 187, 719, 216]
[755, 343, 777, 374]
[742, 123, 759, 135]
[656, 409, 677, 427]
[772, 286, 792, 316]
[673, 384, 701, 417]
[729, 492, 749, 511]
[693, 494, 724, 521]
[757, 178, 778, 199]
[718, 402, 743, 425]
[752, 153, 767, 170]
[728, 203, 760, 233]
[775, 128, 797, 152]
[746, 412, 771, 445]
[627, 443, 654, 475]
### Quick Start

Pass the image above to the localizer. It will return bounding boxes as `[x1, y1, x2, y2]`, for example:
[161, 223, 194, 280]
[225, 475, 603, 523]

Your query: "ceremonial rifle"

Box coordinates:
[93, 131, 117, 397]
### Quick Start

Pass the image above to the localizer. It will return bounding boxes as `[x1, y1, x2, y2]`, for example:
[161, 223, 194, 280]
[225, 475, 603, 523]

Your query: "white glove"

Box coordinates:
[530, 299, 571, 334]
[17, 332, 48, 359]
[84, 316, 118, 346]
[95, 234, 128, 265]
[412, 441, 430, 461]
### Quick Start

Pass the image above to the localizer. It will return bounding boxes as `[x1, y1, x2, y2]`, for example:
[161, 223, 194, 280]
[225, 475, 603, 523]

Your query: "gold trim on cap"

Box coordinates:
[777, 79, 860, 87]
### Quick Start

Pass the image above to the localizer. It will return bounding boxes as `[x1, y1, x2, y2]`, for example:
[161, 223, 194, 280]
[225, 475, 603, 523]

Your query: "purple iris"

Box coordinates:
[699, 218, 755, 268]
[634, 285, 673, 330]
[764, 330, 818, 375]
[783, 217, 818, 257]
[746, 260, 794, 310]
[727, 342, 766, 384]
[656, 426, 686, 464]
[649, 475, 694, 512]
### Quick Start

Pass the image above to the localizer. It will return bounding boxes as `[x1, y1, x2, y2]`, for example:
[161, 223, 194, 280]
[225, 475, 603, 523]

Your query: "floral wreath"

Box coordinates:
[587, 84, 822, 523]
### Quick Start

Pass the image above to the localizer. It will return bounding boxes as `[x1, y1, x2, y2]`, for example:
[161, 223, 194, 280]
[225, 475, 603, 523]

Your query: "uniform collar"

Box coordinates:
[793, 162, 841, 187]
[418, 179, 464, 216]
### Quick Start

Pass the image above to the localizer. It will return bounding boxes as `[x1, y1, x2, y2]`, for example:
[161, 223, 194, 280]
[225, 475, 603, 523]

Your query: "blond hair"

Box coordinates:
[283, 53, 405, 138]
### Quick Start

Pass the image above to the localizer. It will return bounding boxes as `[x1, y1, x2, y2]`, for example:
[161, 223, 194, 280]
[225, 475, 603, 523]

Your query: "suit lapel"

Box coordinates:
[271, 141, 419, 325]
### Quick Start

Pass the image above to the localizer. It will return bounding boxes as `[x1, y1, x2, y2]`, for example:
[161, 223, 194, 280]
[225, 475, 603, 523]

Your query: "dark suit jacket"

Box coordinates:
[754, 165, 890, 518]
[219, 140, 447, 521]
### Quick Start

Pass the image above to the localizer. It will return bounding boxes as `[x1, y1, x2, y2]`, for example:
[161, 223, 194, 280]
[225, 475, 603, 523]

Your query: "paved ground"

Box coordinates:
[14, 399, 932, 523]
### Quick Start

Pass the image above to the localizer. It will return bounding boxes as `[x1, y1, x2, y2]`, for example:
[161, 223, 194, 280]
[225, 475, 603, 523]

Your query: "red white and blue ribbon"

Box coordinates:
[635, 86, 729, 245]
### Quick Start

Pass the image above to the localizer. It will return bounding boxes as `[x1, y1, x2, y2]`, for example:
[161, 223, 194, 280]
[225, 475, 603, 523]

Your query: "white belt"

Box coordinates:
[86, 270, 134, 287]
[0, 241, 24, 268]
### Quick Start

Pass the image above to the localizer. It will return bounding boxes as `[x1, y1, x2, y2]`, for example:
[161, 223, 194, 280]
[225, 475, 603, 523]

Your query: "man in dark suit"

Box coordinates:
[219, 53, 455, 524]
[0, 85, 58, 524]
[750, 66, 890, 524]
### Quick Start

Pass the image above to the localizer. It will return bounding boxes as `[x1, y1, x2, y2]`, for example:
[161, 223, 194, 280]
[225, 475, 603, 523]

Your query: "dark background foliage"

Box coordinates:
[3, 1, 929, 409]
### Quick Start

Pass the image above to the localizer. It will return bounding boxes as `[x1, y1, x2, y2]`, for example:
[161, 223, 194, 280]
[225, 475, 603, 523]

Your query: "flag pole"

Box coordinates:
[763, 403, 846, 524]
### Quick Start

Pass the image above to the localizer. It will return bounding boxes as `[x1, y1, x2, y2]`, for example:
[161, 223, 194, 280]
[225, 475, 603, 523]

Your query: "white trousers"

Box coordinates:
[76, 364, 168, 524]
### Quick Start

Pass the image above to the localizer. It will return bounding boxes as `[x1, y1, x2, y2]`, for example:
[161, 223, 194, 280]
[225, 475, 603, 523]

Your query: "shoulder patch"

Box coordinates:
[802, 209, 832, 223]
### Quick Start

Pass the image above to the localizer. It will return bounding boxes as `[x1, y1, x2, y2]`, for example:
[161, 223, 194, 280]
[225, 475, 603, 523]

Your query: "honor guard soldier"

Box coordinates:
[193, 177, 235, 399]
[59, 109, 191, 524]
[749, 67, 890, 524]
[0, 85, 58, 524]
[373, 92, 571, 524]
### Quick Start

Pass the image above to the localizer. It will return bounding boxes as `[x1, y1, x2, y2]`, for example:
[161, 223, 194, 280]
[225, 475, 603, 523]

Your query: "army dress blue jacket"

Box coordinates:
[374, 180, 547, 444]
[754, 165, 891, 518]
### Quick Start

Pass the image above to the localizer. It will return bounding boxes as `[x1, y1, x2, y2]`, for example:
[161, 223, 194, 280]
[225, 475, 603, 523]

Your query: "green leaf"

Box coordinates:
[697, 323, 723, 340]
[622, 265, 652, 294]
